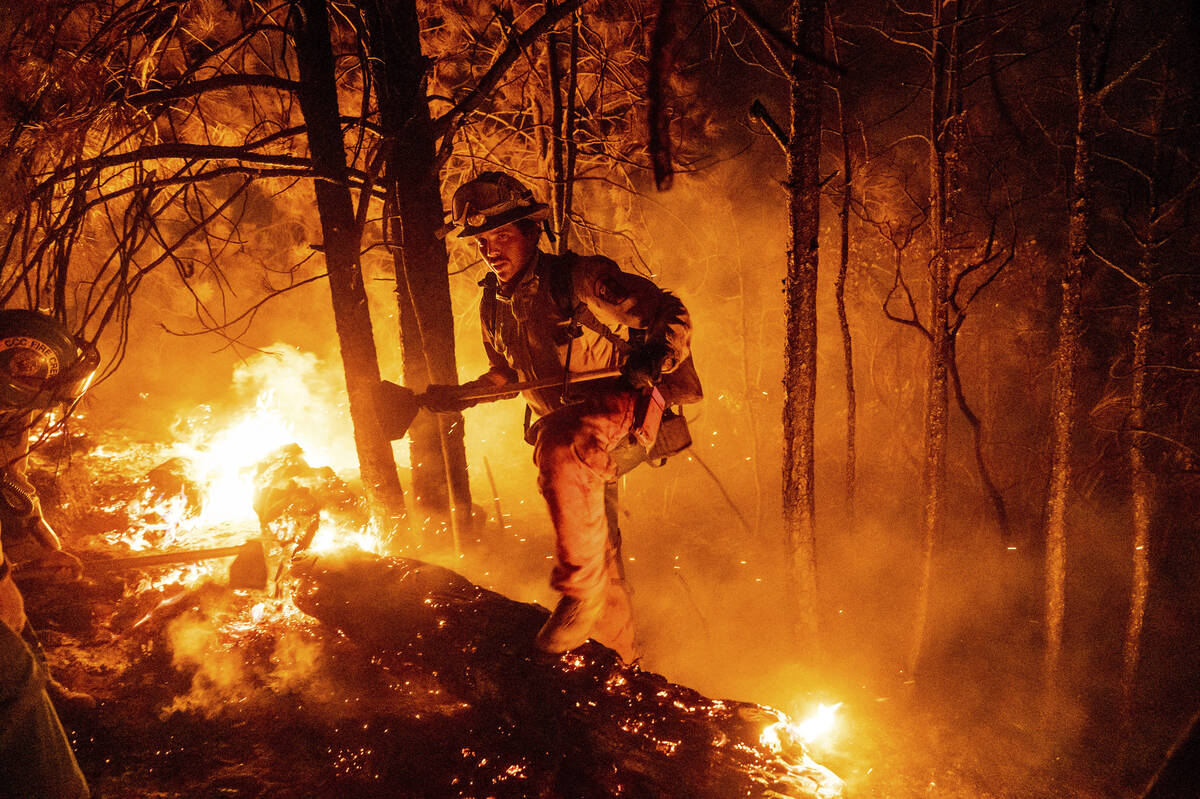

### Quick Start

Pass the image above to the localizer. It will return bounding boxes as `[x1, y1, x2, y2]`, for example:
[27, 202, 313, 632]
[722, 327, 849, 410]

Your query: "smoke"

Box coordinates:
[71, 89, 1171, 792]
[163, 606, 254, 717]
[163, 596, 341, 719]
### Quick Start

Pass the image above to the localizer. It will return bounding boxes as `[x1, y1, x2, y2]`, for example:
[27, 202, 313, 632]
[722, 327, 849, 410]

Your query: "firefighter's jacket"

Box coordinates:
[474, 250, 692, 418]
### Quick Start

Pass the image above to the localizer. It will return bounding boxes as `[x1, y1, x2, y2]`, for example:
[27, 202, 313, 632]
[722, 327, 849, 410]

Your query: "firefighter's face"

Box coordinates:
[473, 222, 538, 282]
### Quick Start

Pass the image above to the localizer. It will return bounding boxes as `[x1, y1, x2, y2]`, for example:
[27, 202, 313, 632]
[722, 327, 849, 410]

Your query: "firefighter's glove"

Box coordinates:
[420, 384, 478, 414]
[19, 546, 83, 581]
[621, 341, 670, 389]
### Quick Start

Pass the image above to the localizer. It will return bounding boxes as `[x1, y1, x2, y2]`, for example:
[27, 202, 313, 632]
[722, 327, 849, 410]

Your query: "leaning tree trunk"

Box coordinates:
[780, 0, 824, 652]
[292, 551, 845, 799]
[290, 0, 407, 531]
[356, 0, 472, 545]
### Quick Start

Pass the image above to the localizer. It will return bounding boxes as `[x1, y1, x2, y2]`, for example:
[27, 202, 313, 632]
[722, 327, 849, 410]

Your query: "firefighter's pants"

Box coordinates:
[533, 390, 637, 660]
[0, 618, 89, 799]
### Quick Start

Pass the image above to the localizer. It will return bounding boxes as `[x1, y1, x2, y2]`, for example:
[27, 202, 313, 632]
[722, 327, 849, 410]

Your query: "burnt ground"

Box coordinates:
[14, 434, 585, 799]
[25, 576, 588, 799]
[9, 433, 1137, 799]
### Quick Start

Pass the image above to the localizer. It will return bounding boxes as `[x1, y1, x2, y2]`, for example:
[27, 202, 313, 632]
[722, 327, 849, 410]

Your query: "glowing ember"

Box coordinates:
[760, 702, 843, 753]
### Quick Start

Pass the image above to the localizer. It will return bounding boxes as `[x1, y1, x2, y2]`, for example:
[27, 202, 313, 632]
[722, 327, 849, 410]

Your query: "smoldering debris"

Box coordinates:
[16, 433, 843, 799]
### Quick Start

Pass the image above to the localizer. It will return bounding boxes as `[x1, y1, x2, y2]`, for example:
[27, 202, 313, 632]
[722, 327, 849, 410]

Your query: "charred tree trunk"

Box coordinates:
[1043, 0, 1108, 720]
[781, 0, 824, 650]
[1121, 247, 1153, 732]
[290, 0, 407, 532]
[292, 551, 845, 799]
[908, 0, 960, 685]
[1120, 68, 1169, 741]
[547, 6, 581, 252]
[356, 0, 472, 545]
[547, 1, 567, 242]
[832, 81, 856, 526]
[562, 16, 580, 248]
[648, 0, 684, 193]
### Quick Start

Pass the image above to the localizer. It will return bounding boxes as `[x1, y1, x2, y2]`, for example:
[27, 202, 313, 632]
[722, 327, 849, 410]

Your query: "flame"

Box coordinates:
[761, 702, 843, 753]
[93, 346, 393, 586]
[176, 388, 347, 527]
[307, 513, 388, 556]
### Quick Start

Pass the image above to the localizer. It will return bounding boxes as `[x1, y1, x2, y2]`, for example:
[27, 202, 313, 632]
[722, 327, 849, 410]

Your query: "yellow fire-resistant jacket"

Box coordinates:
[473, 250, 694, 418]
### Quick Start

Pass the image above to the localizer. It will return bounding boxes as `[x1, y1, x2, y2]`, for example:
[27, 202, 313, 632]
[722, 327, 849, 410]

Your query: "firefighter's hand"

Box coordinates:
[621, 341, 670, 389]
[28, 516, 64, 551]
[420, 384, 476, 414]
[0, 560, 26, 633]
[17, 547, 83, 581]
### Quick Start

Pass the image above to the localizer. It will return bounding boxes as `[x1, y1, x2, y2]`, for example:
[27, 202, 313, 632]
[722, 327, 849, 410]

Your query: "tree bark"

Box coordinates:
[1121, 251, 1152, 732]
[356, 0, 472, 545]
[781, 0, 824, 651]
[908, 0, 959, 685]
[1043, 0, 1105, 721]
[546, 6, 581, 253]
[648, 0, 684, 192]
[291, 551, 845, 799]
[547, 1, 567, 240]
[1120, 69, 1167, 740]
[832, 81, 856, 526]
[290, 0, 407, 532]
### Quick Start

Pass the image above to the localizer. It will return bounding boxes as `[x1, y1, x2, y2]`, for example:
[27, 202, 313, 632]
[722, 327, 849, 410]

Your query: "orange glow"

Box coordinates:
[761, 702, 843, 753]
[95, 347, 392, 586]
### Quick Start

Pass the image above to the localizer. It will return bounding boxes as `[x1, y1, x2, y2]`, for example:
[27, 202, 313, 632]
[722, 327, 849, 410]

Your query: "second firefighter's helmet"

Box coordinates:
[0, 309, 99, 411]
[444, 172, 549, 238]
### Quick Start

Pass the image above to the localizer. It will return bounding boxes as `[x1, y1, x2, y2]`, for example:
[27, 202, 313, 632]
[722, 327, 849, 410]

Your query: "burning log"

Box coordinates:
[252, 443, 366, 552]
[292, 552, 844, 799]
[145, 457, 204, 518]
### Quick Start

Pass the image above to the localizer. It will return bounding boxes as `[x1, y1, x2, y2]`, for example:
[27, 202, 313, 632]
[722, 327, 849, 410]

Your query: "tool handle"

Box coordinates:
[86, 544, 248, 572]
[444, 369, 622, 404]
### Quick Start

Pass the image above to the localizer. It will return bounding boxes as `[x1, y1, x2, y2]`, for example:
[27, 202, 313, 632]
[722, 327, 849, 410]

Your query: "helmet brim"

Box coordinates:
[454, 203, 549, 238]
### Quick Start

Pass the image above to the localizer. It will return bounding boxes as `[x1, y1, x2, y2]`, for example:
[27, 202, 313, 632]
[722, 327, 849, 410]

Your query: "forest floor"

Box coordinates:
[13, 434, 1133, 798]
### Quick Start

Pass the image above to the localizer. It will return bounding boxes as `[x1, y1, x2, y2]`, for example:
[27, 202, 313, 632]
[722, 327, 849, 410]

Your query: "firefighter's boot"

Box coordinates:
[534, 593, 604, 654]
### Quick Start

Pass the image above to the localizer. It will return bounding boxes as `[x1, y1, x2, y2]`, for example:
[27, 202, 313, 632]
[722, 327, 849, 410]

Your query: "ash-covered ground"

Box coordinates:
[14, 429, 1111, 799]
[17, 432, 580, 798]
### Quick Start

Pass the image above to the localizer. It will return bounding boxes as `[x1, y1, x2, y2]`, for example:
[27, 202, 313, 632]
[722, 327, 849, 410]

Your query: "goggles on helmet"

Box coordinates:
[442, 171, 549, 238]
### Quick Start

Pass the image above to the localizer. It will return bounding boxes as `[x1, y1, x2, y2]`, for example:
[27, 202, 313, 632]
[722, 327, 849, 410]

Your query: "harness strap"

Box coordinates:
[544, 252, 630, 354]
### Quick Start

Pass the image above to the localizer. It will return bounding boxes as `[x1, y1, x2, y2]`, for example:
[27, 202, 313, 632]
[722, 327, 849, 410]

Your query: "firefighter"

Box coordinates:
[0, 308, 95, 798]
[427, 172, 699, 663]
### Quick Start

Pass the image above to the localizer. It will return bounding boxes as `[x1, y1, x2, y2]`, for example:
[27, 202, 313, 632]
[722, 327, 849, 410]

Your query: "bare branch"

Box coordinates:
[125, 74, 303, 106]
[749, 99, 788, 152]
[723, 0, 845, 75]
[430, 0, 584, 141]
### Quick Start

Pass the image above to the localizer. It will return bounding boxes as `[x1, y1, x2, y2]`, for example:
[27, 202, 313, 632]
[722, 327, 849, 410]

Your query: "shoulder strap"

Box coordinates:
[541, 251, 576, 317]
[479, 271, 499, 341]
[546, 252, 631, 353]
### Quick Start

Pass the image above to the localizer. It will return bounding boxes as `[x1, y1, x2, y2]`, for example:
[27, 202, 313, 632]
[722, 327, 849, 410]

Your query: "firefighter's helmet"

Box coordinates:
[444, 172, 549, 238]
[0, 309, 99, 410]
